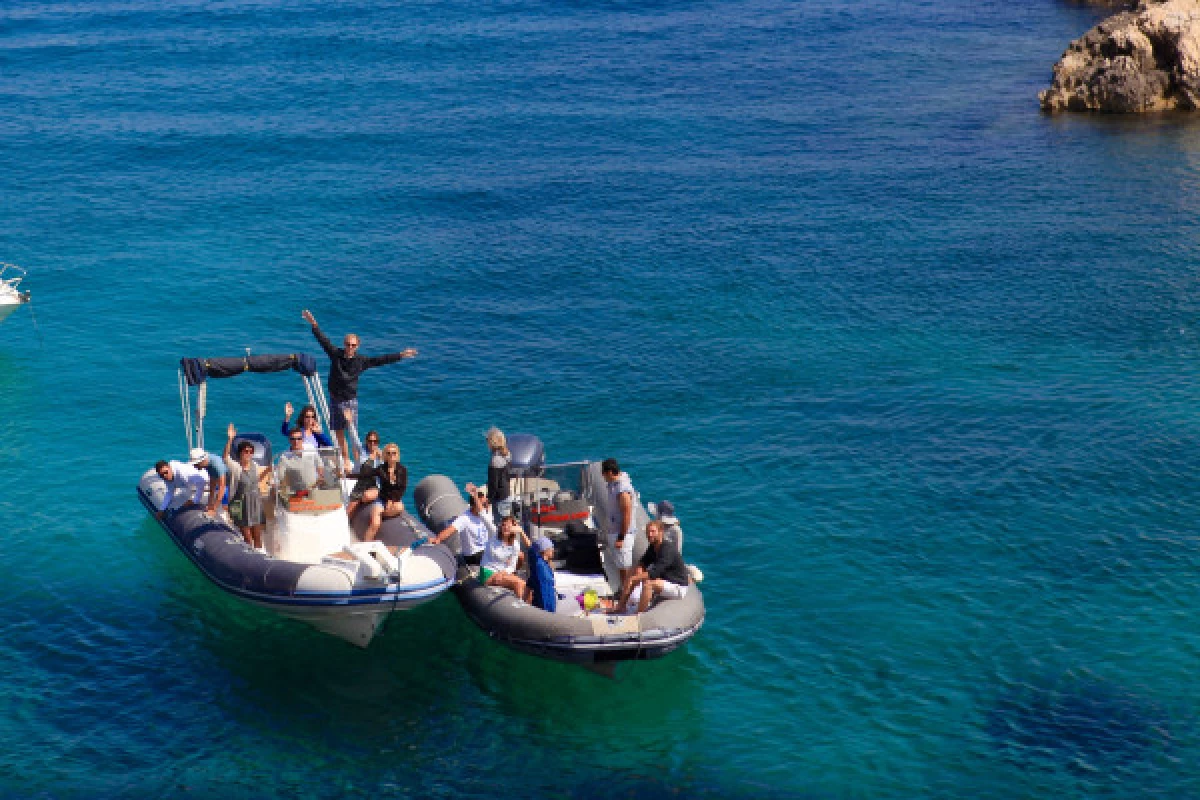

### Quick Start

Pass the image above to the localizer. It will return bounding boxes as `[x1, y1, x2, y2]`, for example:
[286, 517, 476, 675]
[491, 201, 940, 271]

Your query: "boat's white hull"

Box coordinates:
[244, 596, 390, 647]
[0, 300, 24, 324]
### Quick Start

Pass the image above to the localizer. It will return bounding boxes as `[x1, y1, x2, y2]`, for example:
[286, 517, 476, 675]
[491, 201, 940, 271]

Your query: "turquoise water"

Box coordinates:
[4, 0, 1200, 795]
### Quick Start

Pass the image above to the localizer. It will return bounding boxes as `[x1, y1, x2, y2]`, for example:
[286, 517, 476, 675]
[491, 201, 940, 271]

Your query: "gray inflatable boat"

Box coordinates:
[414, 437, 704, 666]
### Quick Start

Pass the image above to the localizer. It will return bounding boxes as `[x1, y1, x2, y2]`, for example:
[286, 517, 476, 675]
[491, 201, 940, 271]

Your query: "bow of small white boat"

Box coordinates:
[0, 263, 30, 324]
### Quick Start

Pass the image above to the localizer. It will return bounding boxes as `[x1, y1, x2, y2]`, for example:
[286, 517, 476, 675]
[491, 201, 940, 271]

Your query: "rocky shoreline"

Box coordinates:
[1041, 0, 1200, 112]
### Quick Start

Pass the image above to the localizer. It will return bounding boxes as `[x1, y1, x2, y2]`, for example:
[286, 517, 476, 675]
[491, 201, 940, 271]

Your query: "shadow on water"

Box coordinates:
[985, 669, 1176, 774]
[561, 774, 815, 800]
[139, 521, 751, 793]
[0, 350, 34, 477]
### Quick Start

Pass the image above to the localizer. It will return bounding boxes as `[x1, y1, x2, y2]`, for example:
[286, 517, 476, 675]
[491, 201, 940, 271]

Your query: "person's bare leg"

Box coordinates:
[207, 478, 224, 515]
[616, 573, 632, 608]
[638, 579, 662, 613]
[364, 505, 383, 542]
[616, 568, 645, 608]
[335, 429, 351, 471]
[239, 526, 254, 546]
[251, 525, 264, 550]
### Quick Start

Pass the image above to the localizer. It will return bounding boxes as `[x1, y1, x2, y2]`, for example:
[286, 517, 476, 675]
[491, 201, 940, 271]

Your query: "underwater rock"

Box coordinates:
[986, 673, 1172, 770]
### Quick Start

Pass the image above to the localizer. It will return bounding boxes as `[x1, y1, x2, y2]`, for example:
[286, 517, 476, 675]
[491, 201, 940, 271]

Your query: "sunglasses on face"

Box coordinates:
[290, 436, 304, 442]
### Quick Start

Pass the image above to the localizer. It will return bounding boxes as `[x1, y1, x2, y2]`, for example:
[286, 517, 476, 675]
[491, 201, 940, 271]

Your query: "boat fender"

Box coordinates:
[296, 565, 355, 593]
[687, 564, 704, 583]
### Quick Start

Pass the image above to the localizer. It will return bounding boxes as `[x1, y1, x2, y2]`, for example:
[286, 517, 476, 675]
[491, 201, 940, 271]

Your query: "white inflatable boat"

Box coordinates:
[136, 352, 456, 647]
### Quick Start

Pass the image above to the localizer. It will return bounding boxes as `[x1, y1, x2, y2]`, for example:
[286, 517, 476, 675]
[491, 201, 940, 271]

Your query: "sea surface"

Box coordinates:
[2, 0, 1199, 796]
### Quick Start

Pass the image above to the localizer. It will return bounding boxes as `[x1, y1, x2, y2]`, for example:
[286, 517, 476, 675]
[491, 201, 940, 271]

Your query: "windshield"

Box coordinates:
[512, 461, 594, 531]
[276, 446, 344, 495]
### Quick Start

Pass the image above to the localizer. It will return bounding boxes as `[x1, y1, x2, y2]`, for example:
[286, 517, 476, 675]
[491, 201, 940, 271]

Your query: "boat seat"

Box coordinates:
[509, 477, 560, 498]
[232, 433, 272, 469]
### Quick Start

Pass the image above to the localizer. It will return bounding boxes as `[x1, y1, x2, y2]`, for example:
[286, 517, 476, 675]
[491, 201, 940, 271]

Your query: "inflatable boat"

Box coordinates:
[0, 263, 30, 324]
[137, 352, 456, 647]
[414, 435, 704, 667]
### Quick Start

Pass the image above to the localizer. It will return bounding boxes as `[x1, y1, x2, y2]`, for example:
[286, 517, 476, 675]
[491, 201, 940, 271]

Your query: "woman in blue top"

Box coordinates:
[281, 402, 333, 449]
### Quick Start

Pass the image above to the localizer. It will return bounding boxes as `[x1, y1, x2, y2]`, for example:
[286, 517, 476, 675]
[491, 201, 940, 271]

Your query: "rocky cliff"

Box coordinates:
[1040, 0, 1200, 112]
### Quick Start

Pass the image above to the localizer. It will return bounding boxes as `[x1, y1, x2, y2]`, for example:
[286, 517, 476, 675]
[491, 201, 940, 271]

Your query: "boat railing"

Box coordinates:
[0, 263, 29, 302]
[0, 263, 26, 287]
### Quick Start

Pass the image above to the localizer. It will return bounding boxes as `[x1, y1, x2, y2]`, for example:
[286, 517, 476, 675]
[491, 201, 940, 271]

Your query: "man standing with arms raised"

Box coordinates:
[301, 309, 418, 471]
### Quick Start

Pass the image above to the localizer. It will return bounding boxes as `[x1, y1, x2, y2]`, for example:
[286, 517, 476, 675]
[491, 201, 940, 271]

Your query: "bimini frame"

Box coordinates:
[177, 351, 328, 452]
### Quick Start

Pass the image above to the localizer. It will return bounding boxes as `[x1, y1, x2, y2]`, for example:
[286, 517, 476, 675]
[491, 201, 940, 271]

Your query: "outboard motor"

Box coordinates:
[506, 434, 544, 477]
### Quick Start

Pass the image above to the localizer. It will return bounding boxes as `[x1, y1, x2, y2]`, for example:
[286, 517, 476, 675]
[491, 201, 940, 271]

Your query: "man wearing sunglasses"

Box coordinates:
[432, 483, 494, 566]
[302, 309, 418, 472]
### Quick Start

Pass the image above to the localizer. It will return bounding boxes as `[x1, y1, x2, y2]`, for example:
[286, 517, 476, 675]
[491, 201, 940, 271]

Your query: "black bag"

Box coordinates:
[564, 521, 603, 574]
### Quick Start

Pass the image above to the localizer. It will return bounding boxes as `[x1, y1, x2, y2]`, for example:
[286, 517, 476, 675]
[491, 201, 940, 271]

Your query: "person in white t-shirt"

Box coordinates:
[478, 514, 530, 602]
[433, 483, 495, 566]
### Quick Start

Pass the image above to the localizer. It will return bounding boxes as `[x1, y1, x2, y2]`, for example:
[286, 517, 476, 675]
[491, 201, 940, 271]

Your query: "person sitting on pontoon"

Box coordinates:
[479, 514, 530, 602]
[526, 535, 557, 612]
[616, 520, 689, 613]
[432, 483, 494, 566]
[362, 442, 407, 542]
[345, 434, 382, 521]
[154, 459, 208, 520]
[342, 405, 383, 473]
[281, 402, 333, 450]
[189, 448, 227, 516]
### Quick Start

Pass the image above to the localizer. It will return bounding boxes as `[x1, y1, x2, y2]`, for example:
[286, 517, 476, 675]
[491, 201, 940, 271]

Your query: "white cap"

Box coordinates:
[188, 448, 208, 464]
